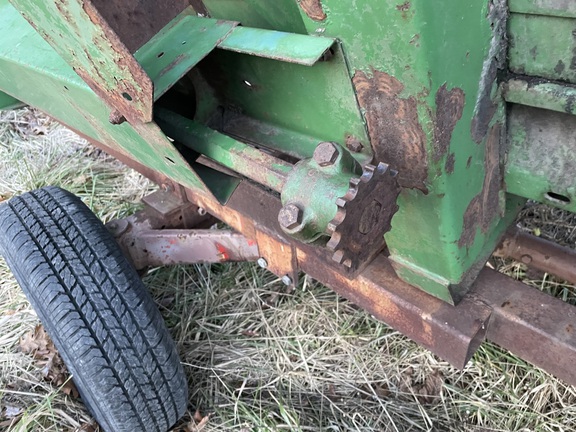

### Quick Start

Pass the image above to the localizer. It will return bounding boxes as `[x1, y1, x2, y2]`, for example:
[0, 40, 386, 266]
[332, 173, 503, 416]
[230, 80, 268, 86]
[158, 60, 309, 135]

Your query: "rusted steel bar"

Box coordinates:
[496, 226, 576, 285]
[71, 132, 576, 385]
[155, 109, 292, 193]
[125, 229, 259, 269]
[476, 268, 576, 386]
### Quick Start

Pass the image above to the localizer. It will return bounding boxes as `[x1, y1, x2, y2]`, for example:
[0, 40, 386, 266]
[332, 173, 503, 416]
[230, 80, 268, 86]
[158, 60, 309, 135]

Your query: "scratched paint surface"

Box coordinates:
[1, 0, 531, 302]
[195, 0, 524, 302]
[0, 0, 209, 194]
[8, 0, 154, 123]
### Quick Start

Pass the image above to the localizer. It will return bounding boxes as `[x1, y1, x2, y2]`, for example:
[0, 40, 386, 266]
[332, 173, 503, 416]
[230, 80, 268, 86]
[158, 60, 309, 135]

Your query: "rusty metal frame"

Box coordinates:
[86, 133, 576, 386]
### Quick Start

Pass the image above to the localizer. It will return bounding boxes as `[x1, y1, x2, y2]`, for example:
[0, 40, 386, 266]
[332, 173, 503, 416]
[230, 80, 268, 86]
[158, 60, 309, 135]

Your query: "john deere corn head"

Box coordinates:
[1, 0, 576, 430]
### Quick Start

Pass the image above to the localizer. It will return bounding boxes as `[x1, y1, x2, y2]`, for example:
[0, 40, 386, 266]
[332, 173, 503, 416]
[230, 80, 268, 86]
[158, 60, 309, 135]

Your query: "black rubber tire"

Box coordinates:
[0, 186, 188, 432]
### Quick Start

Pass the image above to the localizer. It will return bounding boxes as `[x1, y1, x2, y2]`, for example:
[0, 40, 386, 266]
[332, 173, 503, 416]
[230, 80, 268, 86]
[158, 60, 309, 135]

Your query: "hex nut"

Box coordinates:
[278, 203, 303, 231]
[313, 142, 340, 167]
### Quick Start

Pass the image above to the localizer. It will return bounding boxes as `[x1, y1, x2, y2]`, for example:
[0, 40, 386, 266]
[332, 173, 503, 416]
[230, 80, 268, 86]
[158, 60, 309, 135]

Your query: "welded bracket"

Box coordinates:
[106, 189, 259, 270]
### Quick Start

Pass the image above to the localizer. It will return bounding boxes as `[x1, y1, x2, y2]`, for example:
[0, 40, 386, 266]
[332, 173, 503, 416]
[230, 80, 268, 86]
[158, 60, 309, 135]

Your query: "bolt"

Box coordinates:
[197, 207, 207, 216]
[346, 136, 364, 153]
[521, 254, 533, 264]
[109, 110, 126, 125]
[161, 183, 173, 193]
[257, 257, 268, 269]
[278, 203, 303, 231]
[281, 275, 293, 286]
[313, 142, 340, 167]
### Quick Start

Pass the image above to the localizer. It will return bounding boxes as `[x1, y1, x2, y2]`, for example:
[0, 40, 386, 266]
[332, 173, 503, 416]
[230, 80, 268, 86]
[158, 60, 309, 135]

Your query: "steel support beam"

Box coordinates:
[496, 226, 576, 286]
[87, 135, 576, 384]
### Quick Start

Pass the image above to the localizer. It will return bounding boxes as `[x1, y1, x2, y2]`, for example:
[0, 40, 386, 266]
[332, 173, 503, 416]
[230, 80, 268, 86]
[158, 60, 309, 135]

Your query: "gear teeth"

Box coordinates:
[325, 161, 401, 273]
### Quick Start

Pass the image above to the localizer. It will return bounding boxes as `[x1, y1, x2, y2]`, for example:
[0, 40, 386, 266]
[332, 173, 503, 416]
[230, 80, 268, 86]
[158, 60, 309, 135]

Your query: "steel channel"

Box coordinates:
[131, 229, 259, 268]
[155, 109, 292, 193]
[496, 226, 576, 285]
[474, 268, 576, 386]
[65, 132, 576, 385]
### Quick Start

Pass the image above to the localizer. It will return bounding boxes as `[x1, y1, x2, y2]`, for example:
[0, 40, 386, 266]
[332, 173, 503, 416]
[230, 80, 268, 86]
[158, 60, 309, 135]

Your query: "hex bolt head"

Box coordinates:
[278, 203, 303, 231]
[313, 142, 340, 167]
[257, 257, 268, 269]
[197, 207, 207, 216]
[281, 275, 293, 286]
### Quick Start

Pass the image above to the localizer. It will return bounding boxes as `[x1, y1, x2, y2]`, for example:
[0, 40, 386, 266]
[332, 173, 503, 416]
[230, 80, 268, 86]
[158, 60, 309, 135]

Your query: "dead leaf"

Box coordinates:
[187, 410, 210, 432]
[20, 325, 79, 398]
[241, 330, 259, 337]
[192, 409, 203, 423]
[77, 422, 97, 432]
[20, 325, 50, 356]
[398, 368, 444, 405]
[4, 405, 23, 418]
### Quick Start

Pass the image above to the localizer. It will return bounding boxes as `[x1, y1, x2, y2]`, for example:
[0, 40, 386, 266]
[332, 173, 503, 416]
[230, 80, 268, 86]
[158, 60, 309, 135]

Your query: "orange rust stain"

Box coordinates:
[215, 242, 229, 261]
[353, 69, 428, 192]
[459, 124, 502, 248]
[298, 0, 327, 21]
[433, 84, 465, 162]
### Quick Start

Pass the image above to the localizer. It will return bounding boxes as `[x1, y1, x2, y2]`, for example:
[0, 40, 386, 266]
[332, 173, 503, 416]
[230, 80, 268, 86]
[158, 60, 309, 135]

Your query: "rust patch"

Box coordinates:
[189, 0, 209, 17]
[90, 0, 189, 52]
[298, 0, 327, 21]
[445, 153, 455, 174]
[353, 69, 428, 192]
[396, 1, 411, 20]
[433, 84, 465, 161]
[459, 124, 502, 248]
[470, 0, 507, 143]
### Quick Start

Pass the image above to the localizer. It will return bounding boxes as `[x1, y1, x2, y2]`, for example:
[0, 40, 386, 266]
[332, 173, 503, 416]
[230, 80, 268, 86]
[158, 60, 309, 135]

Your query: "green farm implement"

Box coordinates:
[1, 0, 576, 430]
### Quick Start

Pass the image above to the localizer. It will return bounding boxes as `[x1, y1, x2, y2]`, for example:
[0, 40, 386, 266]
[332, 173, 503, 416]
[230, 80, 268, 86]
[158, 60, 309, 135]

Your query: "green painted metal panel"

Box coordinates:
[167, 0, 523, 302]
[504, 79, 576, 116]
[0, 91, 23, 110]
[156, 108, 292, 193]
[506, 104, 576, 212]
[509, 14, 576, 84]
[203, 0, 307, 34]
[8, 0, 154, 123]
[198, 46, 372, 162]
[0, 0, 530, 302]
[135, 12, 236, 101]
[509, 0, 576, 19]
[218, 27, 334, 66]
[0, 0, 209, 195]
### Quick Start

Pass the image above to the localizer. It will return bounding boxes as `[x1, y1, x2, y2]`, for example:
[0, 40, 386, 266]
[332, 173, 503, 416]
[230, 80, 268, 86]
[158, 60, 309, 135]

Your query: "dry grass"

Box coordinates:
[1, 109, 575, 431]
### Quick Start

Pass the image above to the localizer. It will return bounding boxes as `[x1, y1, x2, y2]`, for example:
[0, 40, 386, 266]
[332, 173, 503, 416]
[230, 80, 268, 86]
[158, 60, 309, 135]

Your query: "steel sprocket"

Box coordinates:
[326, 162, 400, 273]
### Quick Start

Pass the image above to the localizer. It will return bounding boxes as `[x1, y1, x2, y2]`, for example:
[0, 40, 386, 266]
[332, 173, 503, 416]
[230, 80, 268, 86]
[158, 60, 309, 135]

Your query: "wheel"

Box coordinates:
[0, 186, 188, 432]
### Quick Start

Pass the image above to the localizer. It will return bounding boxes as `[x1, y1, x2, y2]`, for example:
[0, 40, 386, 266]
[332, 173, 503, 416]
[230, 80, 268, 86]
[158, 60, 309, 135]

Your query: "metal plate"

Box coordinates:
[8, 0, 154, 123]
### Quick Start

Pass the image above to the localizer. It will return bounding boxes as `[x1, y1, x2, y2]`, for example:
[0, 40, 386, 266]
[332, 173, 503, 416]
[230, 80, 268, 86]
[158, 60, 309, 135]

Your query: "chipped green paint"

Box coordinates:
[509, 0, 576, 19]
[0, 0, 209, 194]
[218, 27, 335, 66]
[509, 13, 576, 84]
[504, 79, 576, 116]
[202, 0, 521, 303]
[135, 12, 236, 101]
[506, 104, 576, 213]
[1, 0, 549, 303]
[8, 0, 154, 123]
